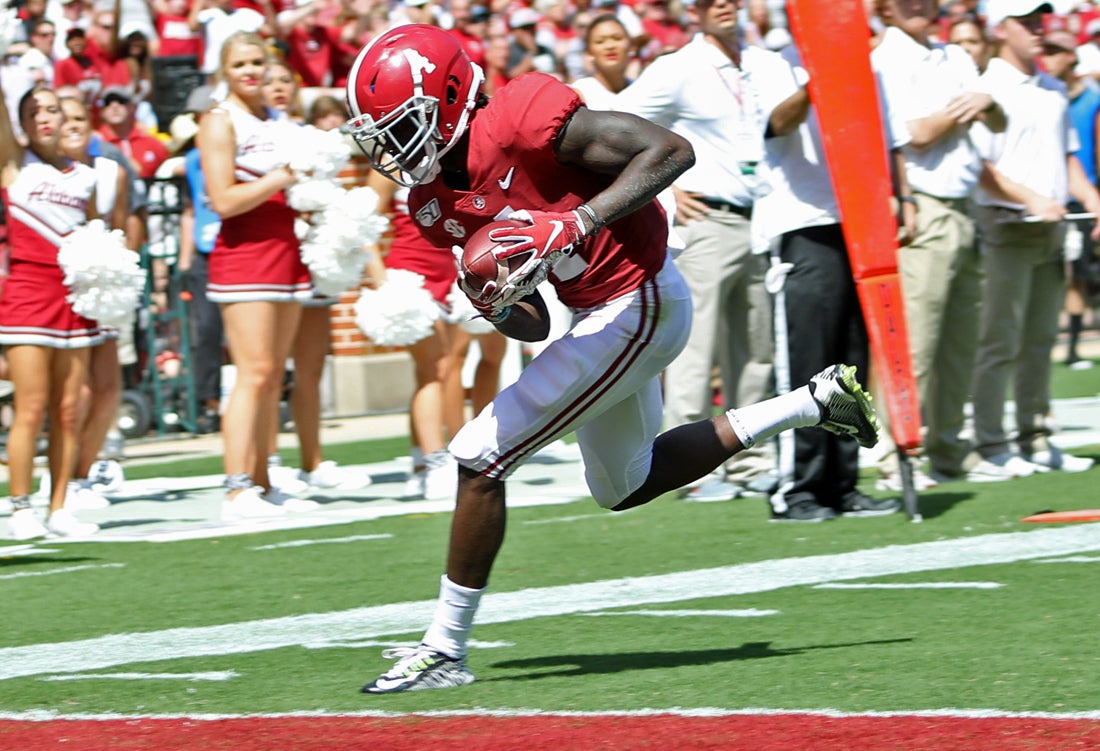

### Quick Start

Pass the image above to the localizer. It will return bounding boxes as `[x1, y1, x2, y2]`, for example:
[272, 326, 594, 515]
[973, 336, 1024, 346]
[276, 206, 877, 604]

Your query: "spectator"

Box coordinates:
[505, 7, 558, 80]
[345, 23, 879, 694]
[446, 0, 489, 68]
[96, 85, 167, 178]
[1, 83, 103, 540]
[53, 27, 103, 105]
[45, 0, 92, 61]
[637, 0, 690, 60]
[872, 0, 1004, 485]
[1074, 17, 1100, 83]
[616, 0, 776, 503]
[947, 15, 993, 73]
[83, 0, 133, 90]
[970, 0, 1100, 474]
[197, 31, 309, 520]
[151, 0, 205, 59]
[117, 22, 154, 104]
[571, 12, 632, 105]
[177, 85, 224, 434]
[191, 0, 272, 80]
[1039, 28, 1100, 370]
[755, 42, 907, 520]
[482, 28, 512, 93]
[264, 61, 370, 495]
[277, 0, 341, 88]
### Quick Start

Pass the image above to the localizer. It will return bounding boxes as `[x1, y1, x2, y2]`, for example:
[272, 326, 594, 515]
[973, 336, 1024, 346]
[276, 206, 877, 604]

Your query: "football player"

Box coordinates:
[346, 24, 881, 693]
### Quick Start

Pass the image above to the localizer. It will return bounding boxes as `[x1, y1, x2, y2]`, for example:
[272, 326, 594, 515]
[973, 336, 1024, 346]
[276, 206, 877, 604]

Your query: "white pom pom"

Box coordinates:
[57, 220, 146, 329]
[354, 269, 440, 346]
[285, 125, 352, 181]
[445, 281, 496, 335]
[292, 183, 389, 297]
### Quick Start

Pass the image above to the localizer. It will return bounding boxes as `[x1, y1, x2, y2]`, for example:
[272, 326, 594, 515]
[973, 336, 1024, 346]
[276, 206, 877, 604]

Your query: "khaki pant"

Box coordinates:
[898, 193, 982, 474]
[972, 205, 1066, 456]
[662, 210, 774, 480]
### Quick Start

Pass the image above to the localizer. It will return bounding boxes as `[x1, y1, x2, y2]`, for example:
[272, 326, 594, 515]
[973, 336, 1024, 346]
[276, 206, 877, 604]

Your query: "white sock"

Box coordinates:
[725, 386, 822, 448]
[422, 574, 485, 659]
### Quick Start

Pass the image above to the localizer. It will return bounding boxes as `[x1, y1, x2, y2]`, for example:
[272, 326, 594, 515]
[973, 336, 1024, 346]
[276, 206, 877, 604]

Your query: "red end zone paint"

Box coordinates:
[3, 714, 1100, 751]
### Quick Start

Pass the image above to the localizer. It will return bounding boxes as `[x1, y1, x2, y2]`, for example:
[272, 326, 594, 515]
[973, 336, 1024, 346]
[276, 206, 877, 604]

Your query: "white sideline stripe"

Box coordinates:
[577, 609, 778, 618]
[1035, 555, 1100, 563]
[0, 563, 125, 580]
[814, 582, 1002, 590]
[301, 639, 514, 651]
[251, 534, 393, 550]
[1, 525, 1098, 681]
[3, 707, 1100, 721]
[40, 671, 239, 682]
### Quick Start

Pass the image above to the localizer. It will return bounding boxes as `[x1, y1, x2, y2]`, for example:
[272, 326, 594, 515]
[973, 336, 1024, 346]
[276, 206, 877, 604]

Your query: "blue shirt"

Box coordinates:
[1070, 83, 1100, 187]
[184, 148, 221, 254]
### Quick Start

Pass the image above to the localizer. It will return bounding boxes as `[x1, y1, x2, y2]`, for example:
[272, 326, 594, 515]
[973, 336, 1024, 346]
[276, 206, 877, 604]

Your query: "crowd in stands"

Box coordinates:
[2, 0, 1099, 539]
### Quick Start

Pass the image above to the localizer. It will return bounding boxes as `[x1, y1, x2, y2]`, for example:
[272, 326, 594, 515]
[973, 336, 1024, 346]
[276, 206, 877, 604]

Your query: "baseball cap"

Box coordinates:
[98, 85, 133, 107]
[65, 26, 86, 40]
[984, 0, 1053, 27]
[1042, 29, 1076, 52]
[508, 7, 540, 28]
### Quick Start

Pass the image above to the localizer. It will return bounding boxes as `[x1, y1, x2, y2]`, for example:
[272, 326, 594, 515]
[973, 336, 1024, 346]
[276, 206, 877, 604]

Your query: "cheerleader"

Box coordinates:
[1, 84, 104, 540]
[197, 32, 309, 520]
[262, 62, 370, 496]
[59, 95, 130, 504]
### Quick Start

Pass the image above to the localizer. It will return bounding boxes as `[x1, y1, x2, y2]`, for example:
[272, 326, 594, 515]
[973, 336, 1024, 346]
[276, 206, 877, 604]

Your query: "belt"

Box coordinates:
[698, 197, 752, 219]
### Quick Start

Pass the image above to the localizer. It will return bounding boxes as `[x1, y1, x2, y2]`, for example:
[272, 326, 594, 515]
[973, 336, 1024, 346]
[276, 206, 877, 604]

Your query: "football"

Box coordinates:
[457, 218, 529, 296]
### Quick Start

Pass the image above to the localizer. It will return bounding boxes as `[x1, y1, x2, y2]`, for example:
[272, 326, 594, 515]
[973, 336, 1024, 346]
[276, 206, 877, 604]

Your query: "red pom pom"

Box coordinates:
[459, 219, 528, 297]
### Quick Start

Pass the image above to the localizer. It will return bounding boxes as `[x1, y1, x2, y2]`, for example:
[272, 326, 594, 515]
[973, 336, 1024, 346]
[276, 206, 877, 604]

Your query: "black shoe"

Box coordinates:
[771, 499, 837, 522]
[838, 490, 900, 518]
[195, 410, 220, 435]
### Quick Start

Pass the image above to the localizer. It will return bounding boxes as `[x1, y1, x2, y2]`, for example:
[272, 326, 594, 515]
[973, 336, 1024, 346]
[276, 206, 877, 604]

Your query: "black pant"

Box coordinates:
[779, 224, 869, 508]
[184, 252, 224, 405]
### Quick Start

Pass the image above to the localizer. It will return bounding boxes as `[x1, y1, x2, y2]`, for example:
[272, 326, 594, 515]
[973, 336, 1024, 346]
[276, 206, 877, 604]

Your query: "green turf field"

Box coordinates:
[2, 430, 1098, 717]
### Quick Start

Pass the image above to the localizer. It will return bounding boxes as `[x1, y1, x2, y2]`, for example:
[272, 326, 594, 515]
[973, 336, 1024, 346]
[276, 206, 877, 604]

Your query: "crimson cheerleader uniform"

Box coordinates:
[385, 186, 457, 310]
[206, 100, 312, 303]
[0, 154, 105, 348]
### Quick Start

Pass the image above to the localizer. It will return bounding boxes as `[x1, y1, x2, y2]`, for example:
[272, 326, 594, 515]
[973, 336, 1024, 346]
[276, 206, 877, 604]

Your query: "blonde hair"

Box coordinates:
[215, 31, 270, 79]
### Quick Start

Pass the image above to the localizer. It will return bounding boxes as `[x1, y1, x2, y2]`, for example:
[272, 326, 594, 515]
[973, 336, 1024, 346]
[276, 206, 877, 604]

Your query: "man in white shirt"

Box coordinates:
[970, 0, 1100, 474]
[872, 0, 1009, 484]
[192, 0, 269, 78]
[616, 0, 775, 502]
[752, 44, 908, 520]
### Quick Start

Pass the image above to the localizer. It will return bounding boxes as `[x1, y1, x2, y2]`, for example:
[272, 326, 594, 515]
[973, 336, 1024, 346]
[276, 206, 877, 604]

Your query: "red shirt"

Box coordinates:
[284, 24, 340, 88]
[447, 27, 486, 70]
[54, 55, 103, 100]
[97, 124, 169, 179]
[84, 37, 132, 88]
[155, 13, 204, 58]
[408, 73, 667, 310]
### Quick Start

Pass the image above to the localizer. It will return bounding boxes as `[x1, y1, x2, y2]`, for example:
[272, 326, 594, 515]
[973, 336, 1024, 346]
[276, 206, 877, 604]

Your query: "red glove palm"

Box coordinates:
[486, 209, 589, 282]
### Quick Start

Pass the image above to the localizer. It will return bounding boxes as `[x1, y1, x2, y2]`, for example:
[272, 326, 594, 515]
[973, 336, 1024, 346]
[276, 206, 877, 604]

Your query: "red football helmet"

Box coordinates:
[345, 24, 485, 187]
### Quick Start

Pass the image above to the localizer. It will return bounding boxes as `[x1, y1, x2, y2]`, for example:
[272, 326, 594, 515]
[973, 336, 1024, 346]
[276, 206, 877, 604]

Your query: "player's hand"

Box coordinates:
[489, 209, 588, 280]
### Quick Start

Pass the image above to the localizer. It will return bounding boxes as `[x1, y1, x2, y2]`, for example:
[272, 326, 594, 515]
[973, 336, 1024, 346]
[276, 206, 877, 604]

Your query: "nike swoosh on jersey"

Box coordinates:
[497, 167, 515, 190]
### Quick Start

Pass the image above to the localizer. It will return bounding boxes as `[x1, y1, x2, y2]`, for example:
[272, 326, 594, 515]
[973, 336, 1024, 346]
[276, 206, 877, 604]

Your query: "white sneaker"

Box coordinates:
[65, 481, 111, 510]
[221, 486, 286, 521]
[1023, 445, 1094, 473]
[977, 451, 1046, 478]
[267, 465, 310, 494]
[423, 450, 457, 500]
[263, 486, 319, 512]
[87, 459, 125, 494]
[683, 477, 741, 502]
[300, 460, 372, 490]
[809, 364, 880, 449]
[403, 469, 426, 499]
[46, 508, 99, 537]
[8, 508, 48, 540]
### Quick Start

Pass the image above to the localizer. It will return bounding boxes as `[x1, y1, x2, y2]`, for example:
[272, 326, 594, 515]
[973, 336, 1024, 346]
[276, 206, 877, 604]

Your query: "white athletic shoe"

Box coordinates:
[46, 508, 99, 537]
[809, 364, 880, 449]
[221, 486, 286, 521]
[87, 459, 125, 494]
[64, 481, 111, 511]
[1023, 445, 1094, 473]
[875, 467, 938, 493]
[423, 451, 457, 500]
[403, 468, 426, 499]
[300, 460, 372, 490]
[267, 465, 310, 495]
[9, 508, 48, 540]
[980, 451, 1046, 477]
[263, 486, 319, 512]
[361, 646, 474, 694]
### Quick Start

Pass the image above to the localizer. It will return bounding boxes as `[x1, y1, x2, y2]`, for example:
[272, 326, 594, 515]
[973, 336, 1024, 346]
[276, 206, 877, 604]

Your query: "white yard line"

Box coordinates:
[0, 563, 124, 580]
[813, 582, 1003, 590]
[1, 525, 1098, 682]
[576, 609, 779, 617]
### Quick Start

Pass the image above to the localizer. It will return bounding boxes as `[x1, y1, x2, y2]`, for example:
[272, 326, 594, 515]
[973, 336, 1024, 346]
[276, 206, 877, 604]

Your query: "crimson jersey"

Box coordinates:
[407, 73, 668, 310]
